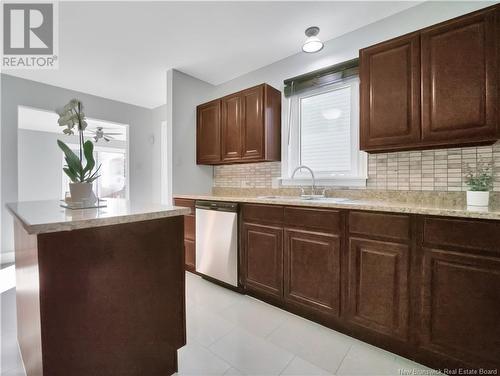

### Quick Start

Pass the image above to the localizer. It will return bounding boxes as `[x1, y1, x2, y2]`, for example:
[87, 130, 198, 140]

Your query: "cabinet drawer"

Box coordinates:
[284, 207, 341, 233]
[174, 198, 195, 212]
[423, 217, 500, 252]
[242, 204, 283, 224]
[349, 211, 410, 242]
[184, 215, 195, 241]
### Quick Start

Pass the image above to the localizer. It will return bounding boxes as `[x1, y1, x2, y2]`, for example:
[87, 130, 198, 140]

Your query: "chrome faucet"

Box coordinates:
[291, 165, 316, 197]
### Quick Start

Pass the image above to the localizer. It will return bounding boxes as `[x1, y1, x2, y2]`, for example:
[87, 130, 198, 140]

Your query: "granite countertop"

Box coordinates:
[7, 199, 191, 235]
[174, 194, 500, 221]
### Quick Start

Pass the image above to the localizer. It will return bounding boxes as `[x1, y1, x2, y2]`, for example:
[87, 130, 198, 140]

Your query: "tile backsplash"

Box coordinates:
[213, 143, 500, 192]
[214, 162, 281, 189]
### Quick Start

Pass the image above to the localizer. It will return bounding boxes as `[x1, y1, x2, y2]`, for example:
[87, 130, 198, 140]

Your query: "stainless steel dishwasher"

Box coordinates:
[195, 200, 239, 287]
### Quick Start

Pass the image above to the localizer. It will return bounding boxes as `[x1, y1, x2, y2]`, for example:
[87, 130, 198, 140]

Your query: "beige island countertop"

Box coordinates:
[7, 198, 191, 234]
[174, 193, 500, 221]
[7, 198, 189, 375]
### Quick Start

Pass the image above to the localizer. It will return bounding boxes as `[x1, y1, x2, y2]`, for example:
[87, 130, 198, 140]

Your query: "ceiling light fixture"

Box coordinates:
[302, 26, 324, 53]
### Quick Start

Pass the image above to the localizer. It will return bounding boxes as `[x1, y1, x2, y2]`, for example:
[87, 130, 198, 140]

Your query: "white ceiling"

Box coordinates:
[6, 1, 420, 109]
[18, 106, 128, 141]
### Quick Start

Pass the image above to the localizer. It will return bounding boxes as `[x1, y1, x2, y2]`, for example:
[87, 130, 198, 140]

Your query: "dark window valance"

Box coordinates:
[283, 58, 359, 97]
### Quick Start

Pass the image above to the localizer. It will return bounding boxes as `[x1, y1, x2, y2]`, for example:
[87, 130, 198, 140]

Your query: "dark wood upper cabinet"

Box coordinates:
[197, 84, 281, 165]
[360, 33, 421, 151]
[221, 93, 243, 162]
[421, 8, 498, 144]
[196, 100, 221, 164]
[241, 85, 264, 160]
[360, 4, 500, 152]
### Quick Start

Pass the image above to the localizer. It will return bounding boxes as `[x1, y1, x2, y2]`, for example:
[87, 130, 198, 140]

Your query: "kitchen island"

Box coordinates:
[7, 199, 190, 376]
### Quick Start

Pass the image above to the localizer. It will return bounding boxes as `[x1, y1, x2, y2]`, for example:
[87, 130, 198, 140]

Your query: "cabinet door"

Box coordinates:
[221, 93, 243, 162]
[360, 33, 420, 151]
[284, 229, 341, 317]
[242, 223, 283, 299]
[184, 215, 195, 271]
[347, 238, 409, 340]
[197, 100, 221, 164]
[421, 9, 498, 143]
[419, 248, 500, 368]
[241, 85, 264, 160]
[184, 239, 196, 272]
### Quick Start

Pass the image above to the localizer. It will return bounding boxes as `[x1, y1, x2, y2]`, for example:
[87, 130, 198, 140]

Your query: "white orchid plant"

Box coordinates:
[57, 99, 101, 184]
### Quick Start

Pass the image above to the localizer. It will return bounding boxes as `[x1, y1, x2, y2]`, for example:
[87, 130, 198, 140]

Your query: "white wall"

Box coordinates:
[151, 104, 167, 202]
[1, 74, 160, 262]
[168, 69, 214, 195]
[18, 129, 67, 201]
[206, 1, 496, 100]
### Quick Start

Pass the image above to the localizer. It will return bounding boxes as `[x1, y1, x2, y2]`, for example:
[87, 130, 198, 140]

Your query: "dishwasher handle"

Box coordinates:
[195, 200, 239, 212]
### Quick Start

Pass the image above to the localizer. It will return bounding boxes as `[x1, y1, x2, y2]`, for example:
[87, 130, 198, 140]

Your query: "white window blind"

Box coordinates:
[282, 77, 367, 187]
[300, 86, 352, 173]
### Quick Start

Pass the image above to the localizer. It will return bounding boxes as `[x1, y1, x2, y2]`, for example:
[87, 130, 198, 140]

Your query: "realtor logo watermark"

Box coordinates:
[2, 2, 59, 69]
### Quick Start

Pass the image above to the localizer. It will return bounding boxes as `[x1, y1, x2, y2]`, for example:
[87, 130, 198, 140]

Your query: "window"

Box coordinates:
[95, 150, 127, 198]
[283, 77, 367, 187]
[62, 145, 128, 199]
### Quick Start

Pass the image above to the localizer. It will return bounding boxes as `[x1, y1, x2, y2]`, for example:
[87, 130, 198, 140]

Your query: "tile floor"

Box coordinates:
[180, 272, 436, 376]
[0, 272, 437, 375]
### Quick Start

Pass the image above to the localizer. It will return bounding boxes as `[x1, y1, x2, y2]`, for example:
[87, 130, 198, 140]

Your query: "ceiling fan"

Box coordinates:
[87, 127, 122, 142]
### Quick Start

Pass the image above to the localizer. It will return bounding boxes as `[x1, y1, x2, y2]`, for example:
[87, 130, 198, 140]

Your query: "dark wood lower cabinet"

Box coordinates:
[242, 222, 283, 299]
[284, 229, 341, 317]
[347, 237, 409, 339]
[184, 239, 196, 271]
[419, 247, 500, 369]
[240, 203, 500, 372]
[174, 198, 196, 272]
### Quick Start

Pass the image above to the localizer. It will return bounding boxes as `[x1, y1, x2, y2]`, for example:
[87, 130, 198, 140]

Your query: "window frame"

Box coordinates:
[281, 76, 367, 187]
[61, 142, 129, 199]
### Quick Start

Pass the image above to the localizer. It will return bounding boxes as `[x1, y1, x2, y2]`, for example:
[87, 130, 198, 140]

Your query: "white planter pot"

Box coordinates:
[69, 183, 97, 205]
[466, 191, 489, 207]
